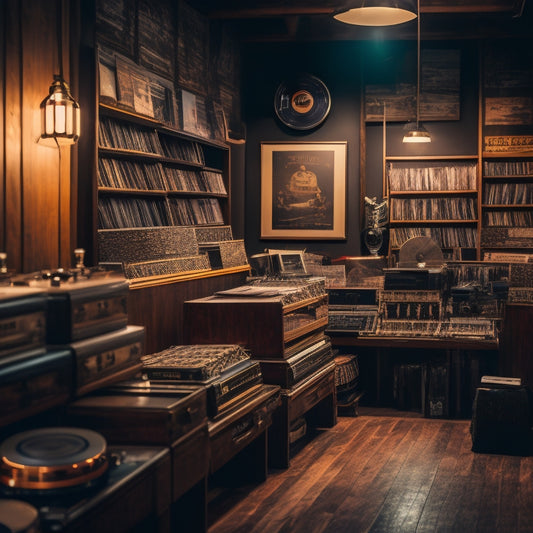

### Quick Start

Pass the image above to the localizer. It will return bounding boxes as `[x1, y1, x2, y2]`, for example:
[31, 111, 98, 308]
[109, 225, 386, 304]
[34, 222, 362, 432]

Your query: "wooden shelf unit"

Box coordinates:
[480, 153, 533, 256]
[386, 155, 480, 258]
[97, 103, 230, 231]
[183, 293, 329, 359]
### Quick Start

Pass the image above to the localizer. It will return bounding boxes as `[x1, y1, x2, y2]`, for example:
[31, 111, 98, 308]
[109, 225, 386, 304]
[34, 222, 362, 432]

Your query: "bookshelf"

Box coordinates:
[479, 39, 533, 258]
[386, 156, 480, 259]
[97, 104, 229, 231]
[480, 153, 533, 255]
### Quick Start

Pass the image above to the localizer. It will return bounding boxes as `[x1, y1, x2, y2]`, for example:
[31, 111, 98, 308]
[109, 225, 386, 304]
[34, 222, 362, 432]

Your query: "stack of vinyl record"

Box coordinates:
[141, 344, 263, 417]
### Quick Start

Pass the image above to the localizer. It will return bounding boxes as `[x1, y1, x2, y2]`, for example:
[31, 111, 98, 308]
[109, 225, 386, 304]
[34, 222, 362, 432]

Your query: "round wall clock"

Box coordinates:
[274, 74, 331, 130]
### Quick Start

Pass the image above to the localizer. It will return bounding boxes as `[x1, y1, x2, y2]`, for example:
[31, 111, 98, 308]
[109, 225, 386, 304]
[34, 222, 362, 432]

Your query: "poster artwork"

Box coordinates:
[272, 150, 335, 231]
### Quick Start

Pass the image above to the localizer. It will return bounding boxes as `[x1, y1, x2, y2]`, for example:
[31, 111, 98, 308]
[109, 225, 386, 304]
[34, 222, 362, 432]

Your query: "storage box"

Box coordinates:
[0, 286, 47, 358]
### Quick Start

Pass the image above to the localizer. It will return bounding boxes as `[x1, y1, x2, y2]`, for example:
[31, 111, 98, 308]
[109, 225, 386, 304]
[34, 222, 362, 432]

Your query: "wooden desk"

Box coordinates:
[330, 334, 498, 417]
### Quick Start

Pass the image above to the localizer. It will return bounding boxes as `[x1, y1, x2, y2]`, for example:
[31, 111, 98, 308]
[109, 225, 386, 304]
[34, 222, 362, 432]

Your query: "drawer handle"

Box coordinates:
[232, 414, 264, 445]
[233, 427, 256, 445]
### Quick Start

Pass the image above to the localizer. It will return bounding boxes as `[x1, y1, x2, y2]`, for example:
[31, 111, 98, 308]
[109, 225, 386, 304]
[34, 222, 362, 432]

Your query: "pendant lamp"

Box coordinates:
[39, 0, 80, 147]
[403, 0, 431, 143]
[334, 0, 417, 27]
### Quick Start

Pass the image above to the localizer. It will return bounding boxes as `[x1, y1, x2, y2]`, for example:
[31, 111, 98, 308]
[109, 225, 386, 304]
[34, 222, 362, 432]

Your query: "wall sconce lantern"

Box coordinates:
[40, 75, 80, 147]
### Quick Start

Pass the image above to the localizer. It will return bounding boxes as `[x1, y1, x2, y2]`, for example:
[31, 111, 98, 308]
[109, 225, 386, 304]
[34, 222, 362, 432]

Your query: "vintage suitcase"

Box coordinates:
[67, 380, 207, 445]
[141, 344, 262, 417]
[0, 347, 72, 426]
[68, 379, 210, 523]
[256, 338, 334, 388]
[66, 325, 145, 396]
[141, 344, 250, 381]
[148, 359, 264, 418]
[45, 276, 129, 344]
[0, 286, 47, 358]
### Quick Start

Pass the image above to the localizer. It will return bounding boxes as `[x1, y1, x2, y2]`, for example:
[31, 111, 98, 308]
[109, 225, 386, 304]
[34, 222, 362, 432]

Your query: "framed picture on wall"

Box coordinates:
[261, 142, 347, 240]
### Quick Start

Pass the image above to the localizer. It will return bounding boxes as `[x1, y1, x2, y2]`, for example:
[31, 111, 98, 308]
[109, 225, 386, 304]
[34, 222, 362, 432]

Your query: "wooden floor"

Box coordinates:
[208, 408, 533, 533]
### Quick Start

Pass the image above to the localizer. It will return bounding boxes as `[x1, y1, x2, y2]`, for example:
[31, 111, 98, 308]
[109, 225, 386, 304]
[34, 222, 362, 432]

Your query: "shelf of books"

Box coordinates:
[386, 156, 480, 260]
[480, 154, 533, 258]
[480, 39, 533, 260]
[97, 109, 229, 230]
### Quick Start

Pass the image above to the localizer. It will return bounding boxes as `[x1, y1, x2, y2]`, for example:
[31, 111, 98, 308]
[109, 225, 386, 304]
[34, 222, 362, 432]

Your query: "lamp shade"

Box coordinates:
[334, 0, 417, 26]
[402, 122, 431, 143]
[40, 75, 80, 147]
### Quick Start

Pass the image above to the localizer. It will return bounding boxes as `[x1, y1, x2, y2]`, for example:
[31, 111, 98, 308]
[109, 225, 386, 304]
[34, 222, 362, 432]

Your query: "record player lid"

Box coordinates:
[398, 236, 444, 269]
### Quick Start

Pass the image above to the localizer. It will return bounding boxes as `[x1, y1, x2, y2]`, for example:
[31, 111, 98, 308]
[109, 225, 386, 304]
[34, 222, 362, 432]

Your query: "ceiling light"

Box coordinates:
[402, 0, 431, 143]
[402, 122, 431, 143]
[334, 0, 417, 26]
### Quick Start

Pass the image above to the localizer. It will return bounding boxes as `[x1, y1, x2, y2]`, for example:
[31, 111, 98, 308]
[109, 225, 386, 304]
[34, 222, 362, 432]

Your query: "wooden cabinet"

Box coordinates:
[268, 362, 337, 469]
[387, 156, 480, 258]
[208, 384, 280, 477]
[183, 293, 329, 358]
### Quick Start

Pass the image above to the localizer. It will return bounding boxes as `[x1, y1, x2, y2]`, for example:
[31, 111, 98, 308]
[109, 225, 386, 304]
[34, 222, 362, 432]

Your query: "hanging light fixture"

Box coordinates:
[39, 0, 80, 147]
[333, 0, 417, 27]
[403, 0, 431, 143]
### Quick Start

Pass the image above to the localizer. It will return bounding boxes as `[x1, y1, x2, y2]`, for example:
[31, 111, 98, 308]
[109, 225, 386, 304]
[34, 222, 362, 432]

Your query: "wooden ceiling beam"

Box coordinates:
[207, 7, 335, 20]
[205, 0, 525, 19]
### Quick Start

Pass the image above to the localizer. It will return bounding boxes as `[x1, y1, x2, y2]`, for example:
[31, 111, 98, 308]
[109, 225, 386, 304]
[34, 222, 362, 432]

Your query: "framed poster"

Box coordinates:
[261, 142, 346, 240]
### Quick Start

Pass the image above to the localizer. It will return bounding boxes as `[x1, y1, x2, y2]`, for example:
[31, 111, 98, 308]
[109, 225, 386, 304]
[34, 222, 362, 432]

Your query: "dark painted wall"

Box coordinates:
[241, 39, 479, 260]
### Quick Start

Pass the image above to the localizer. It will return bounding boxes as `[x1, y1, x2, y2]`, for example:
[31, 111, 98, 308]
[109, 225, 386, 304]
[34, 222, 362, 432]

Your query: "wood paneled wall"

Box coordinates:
[1, 0, 79, 273]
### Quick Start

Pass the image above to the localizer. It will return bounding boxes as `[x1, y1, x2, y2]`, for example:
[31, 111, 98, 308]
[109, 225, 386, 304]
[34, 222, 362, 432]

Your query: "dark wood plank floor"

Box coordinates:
[208, 409, 533, 533]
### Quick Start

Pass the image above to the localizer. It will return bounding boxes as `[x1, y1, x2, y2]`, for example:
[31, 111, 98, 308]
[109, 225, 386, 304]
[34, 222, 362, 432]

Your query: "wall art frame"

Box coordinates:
[261, 141, 347, 240]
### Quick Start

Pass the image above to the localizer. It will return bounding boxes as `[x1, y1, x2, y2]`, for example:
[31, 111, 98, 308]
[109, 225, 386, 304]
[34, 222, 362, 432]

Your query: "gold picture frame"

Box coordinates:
[261, 142, 347, 240]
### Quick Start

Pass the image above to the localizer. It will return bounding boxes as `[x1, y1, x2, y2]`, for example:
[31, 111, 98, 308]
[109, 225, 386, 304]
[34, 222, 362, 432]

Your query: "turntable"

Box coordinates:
[384, 236, 448, 290]
[0, 427, 108, 496]
[0, 427, 171, 533]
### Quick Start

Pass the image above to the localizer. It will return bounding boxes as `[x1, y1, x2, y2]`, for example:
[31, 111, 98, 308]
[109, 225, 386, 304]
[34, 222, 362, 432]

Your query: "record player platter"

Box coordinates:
[0, 427, 108, 495]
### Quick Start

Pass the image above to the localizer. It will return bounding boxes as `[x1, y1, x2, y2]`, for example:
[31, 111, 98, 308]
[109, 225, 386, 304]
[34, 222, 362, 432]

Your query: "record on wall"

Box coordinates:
[274, 74, 331, 130]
